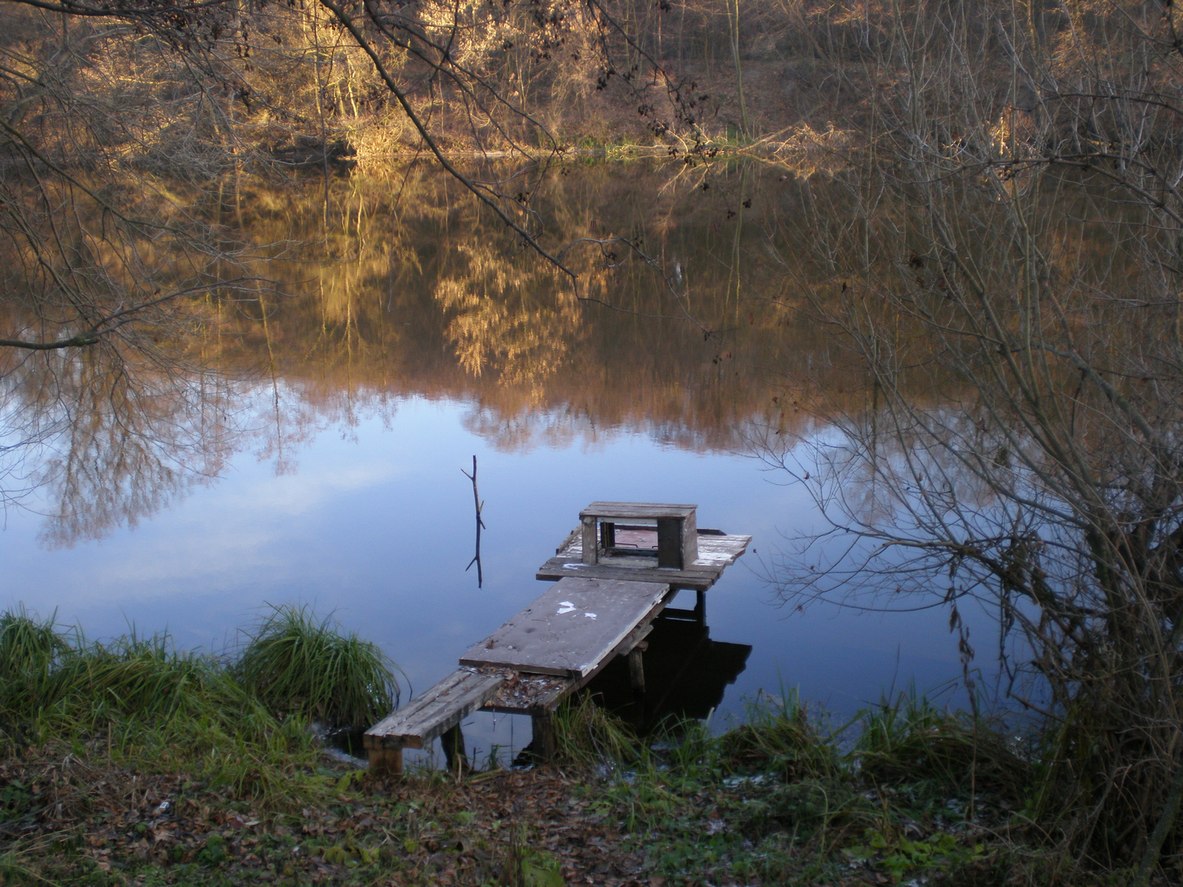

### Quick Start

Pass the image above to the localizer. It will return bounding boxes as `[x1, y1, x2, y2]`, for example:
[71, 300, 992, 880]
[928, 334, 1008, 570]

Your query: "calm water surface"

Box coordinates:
[1, 162, 1006, 762]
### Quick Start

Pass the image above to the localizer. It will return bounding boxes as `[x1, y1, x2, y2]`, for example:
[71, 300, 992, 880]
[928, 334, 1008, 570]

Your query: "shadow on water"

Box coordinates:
[583, 604, 752, 736]
[503, 605, 751, 769]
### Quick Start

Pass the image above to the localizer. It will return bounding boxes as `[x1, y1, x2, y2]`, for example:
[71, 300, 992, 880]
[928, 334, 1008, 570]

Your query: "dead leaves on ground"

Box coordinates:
[0, 751, 655, 884]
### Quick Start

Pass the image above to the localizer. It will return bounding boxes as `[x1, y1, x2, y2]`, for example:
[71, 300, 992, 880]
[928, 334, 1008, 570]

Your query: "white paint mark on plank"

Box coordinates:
[459, 576, 670, 678]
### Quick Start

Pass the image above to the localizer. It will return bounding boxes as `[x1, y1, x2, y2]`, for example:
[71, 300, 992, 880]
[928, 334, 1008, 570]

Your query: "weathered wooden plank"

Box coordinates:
[552, 527, 580, 555]
[459, 577, 669, 678]
[548, 528, 750, 567]
[481, 623, 654, 715]
[536, 531, 751, 590]
[534, 560, 720, 589]
[580, 502, 697, 520]
[482, 671, 576, 715]
[696, 533, 753, 563]
[364, 668, 504, 750]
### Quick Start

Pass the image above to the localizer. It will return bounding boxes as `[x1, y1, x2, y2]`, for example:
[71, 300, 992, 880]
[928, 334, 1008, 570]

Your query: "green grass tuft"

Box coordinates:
[552, 694, 641, 768]
[0, 608, 69, 719]
[854, 690, 1030, 804]
[235, 604, 400, 731]
[0, 605, 383, 809]
[718, 689, 839, 782]
[49, 633, 227, 722]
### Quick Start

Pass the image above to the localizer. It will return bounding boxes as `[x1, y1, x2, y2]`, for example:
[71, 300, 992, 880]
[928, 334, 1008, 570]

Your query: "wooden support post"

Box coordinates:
[695, 589, 707, 623]
[600, 520, 617, 553]
[441, 724, 467, 774]
[368, 745, 405, 777]
[532, 713, 557, 762]
[656, 517, 683, 568]
[628, 645, 646, 696]
[581, 515, 599, 564]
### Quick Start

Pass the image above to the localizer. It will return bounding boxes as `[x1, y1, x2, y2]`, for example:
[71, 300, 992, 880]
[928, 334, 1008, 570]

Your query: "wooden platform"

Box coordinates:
[536, 526, 751, 590]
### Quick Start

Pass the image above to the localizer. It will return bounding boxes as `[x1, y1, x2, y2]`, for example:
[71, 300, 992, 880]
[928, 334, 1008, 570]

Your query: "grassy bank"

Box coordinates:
[0, 607, 1164, 885]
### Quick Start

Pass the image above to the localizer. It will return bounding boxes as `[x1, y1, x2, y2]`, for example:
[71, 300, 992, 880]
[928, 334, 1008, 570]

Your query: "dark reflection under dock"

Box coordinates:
[581, 603, 753, 737]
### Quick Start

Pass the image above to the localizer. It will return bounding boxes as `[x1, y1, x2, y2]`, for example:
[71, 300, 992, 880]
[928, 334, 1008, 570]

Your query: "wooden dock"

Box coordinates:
[364, 503, 751, 775]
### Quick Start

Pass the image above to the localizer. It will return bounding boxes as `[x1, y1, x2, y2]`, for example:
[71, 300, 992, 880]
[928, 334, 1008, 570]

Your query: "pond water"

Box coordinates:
[1, 160, 1011, 764]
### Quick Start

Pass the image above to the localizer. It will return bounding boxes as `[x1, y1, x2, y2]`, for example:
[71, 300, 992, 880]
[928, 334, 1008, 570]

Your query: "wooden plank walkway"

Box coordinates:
[365, 503, 751, 775]
[366, 576, 667, 773]
[365, 669, 504, 752]
[459, 577, 669, 678]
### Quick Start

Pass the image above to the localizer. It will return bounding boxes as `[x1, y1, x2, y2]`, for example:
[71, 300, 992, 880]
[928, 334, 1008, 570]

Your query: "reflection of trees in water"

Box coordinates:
[434, 240, 582, 398]
[0, 340, 241, 547]
[221, 161, 838, 436]
[3, 161, 928, 544]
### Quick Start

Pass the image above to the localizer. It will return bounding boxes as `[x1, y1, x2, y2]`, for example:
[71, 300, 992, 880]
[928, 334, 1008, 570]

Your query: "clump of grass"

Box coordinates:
[583, 696, 855, 884]
[39, 631, 321, 805]
[48, 632, 227, 722]
[235, 604, 400, 731]
[731, 777, 867, 845]
[578, 687, 1053, 885]
[0, 607, 67, 675]
[717, 689, 839, 782]
[854, 691, 1029, 804]
[0, 844, 47, 886]
[500, 825, 565, 887]
[0, 605, 387, 809]
[552, 693, 640, 769]
[0, 607, 69, 715]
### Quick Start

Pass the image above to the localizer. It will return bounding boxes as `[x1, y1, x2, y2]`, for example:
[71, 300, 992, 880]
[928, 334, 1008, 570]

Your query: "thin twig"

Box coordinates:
[461, 455, 485, 587]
